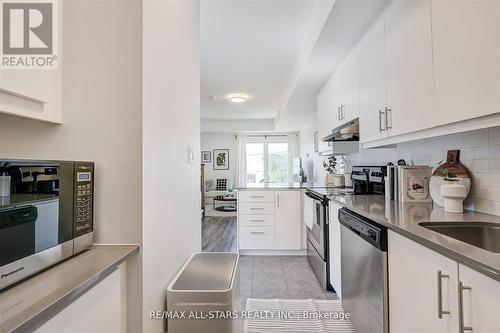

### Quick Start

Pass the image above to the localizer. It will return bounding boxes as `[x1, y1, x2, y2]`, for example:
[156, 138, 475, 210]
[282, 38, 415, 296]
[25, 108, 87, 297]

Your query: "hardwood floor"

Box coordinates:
[202, 216, 237, 252]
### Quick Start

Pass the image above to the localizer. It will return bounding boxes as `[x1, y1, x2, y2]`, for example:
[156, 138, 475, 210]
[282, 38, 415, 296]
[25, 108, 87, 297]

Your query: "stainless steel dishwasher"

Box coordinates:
[339, 208, 388, 333]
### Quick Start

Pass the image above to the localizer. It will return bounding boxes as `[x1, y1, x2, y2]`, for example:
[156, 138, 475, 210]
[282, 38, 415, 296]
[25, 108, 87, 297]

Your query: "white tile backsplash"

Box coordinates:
[338, 126, 500, 216]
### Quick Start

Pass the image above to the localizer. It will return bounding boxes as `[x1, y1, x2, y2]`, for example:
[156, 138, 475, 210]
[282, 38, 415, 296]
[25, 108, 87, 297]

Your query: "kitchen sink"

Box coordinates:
[418, 222, 500, 253]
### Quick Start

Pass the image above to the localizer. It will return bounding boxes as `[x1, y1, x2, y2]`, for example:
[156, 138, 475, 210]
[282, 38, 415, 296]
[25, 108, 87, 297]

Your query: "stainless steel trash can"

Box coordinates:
[166, 252, 240, 333]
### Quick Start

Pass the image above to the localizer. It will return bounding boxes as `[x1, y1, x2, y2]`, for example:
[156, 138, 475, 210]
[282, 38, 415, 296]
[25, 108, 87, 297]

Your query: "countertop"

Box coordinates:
[0, 194, 59, 210]
[329, 194, 500, 282]
[0, 244, 139, 333]
[237, 182, 311, 190]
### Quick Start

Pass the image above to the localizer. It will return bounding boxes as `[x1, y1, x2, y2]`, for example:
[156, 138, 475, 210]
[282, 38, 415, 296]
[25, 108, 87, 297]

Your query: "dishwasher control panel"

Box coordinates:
[338, 208, 388, 251]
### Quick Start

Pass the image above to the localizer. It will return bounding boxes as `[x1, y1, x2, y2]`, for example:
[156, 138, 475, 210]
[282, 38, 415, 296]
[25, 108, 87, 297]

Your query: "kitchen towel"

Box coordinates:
[303, 192, 314, 230]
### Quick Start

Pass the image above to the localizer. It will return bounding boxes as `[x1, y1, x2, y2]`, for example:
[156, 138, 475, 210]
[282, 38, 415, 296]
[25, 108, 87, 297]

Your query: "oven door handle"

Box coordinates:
[305, 192, 317, 200]
[305, 191, 325, 205]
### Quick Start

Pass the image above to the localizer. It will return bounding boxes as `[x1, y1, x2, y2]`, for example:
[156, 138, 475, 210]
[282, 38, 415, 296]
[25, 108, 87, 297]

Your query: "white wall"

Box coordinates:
[201, 132, 237, 187]
[306, 116, 500, 216]
[0, 0, 143, 330]
[344, 127, 500, 216]
[143, 1, 201, 332]
[201, 119, 274, 132]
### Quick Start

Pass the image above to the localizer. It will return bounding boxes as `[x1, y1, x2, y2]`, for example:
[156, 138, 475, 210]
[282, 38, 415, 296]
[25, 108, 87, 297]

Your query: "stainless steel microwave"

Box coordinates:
[0, 159, 94, 290]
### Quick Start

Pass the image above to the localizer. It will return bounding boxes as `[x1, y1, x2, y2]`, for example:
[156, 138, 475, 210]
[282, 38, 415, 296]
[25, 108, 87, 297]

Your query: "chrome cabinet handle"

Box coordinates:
[250, 195, 264, 198]
[341, 104, 345, 120]
[379, 110, 386, 132]
[277, 194, 280, 208]
[437, 270, 451, 319]
[250, 219, 265, 222]
[458, 282, 473, 332]
[337, 106, 341, 121]
[250, 231, 265, 235]
[385, 107, 392, 129]
[250, 207, 264, 210]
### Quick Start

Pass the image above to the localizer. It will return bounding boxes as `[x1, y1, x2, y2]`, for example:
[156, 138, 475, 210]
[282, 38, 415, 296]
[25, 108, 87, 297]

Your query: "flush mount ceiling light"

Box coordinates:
[228, 95, 248, 103]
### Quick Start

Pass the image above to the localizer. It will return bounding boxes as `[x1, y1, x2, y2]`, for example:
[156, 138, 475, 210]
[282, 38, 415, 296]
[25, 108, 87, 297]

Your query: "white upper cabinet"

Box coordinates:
[458, 264, 500, 333]
[0, 1, 62, 123]
[317, 76, 335, 140]
[317, 48, 359, 143]
[432, 0, 500, 126]
[358, 16, 387, 143]
[385, 0, 434, 136]
[336, 50, 359, 126]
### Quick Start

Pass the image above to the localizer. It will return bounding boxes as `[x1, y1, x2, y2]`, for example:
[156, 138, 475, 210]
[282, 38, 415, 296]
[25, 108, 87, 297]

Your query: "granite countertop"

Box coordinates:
[0, 194, 59, 210]
[330, 194, 500, 282]
[0, 245, 139, 333]
[237, 182, 311, 190]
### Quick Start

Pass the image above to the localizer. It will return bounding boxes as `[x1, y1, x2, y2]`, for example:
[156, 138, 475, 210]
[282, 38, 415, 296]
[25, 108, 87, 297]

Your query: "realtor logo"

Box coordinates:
[1, 1, 58, 68]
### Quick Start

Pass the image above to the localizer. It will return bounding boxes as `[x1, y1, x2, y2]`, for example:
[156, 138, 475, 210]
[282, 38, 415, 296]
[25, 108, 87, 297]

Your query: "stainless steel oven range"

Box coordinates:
[305, 188, 330, 291]
[0, 159, 94, 290]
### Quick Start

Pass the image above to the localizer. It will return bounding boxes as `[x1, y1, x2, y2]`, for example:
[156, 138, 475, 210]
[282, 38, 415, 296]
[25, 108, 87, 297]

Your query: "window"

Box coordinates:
[246, 143, 265, 185]
[268, 142, 288, 183]
[245, 136, 290, 185]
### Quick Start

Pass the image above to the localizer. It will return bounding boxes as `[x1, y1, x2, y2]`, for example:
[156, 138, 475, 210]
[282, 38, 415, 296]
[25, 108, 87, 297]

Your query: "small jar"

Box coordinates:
[0, 174, 11, 197]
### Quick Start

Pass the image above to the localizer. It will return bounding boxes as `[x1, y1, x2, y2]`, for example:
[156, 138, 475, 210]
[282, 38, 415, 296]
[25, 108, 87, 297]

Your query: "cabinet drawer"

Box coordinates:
[238, 202, 274, 215]
[239, 191, 274, 203]
[239, 215, 275, 227]
[239, 226, 275, 249]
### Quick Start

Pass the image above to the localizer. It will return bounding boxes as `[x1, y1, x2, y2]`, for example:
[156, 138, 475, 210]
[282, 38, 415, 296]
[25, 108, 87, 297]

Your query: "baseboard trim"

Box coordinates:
[239, 249, 306, 256]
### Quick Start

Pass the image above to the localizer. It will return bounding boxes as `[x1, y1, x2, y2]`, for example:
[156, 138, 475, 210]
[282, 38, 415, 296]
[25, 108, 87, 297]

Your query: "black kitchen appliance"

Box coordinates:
[351, 166, 387, 195]
[0, 159, 94, 290]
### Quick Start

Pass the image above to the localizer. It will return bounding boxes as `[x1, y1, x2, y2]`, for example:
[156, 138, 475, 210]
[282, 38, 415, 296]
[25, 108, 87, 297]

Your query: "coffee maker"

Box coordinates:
[351, 166, 386, 195]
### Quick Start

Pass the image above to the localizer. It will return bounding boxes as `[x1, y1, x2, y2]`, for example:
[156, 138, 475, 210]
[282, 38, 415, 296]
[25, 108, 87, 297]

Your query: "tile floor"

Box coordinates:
[238, 255, 338, 309]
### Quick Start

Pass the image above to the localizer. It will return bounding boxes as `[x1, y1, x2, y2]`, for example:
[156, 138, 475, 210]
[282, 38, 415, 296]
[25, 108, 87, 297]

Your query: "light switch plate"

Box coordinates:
[187, 145, 194, 164]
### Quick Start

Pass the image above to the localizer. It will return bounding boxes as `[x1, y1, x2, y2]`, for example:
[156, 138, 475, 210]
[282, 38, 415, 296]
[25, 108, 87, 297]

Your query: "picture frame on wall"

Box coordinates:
[201, 151, 211, 164]
[313, 131, 319, 153]
[213, 149, 229, 170]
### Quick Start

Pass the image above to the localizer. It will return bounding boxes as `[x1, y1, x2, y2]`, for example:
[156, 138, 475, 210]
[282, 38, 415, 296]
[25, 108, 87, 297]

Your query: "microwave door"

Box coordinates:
[0, 206, 37, 267]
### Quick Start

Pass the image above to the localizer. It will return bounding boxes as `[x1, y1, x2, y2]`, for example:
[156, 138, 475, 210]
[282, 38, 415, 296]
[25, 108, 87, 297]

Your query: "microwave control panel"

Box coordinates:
[74, 163, 94, 237]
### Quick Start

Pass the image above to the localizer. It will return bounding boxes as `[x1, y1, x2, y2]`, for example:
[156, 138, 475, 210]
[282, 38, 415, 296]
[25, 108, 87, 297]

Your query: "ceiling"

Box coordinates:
[201, 0, 390, 131]
[200, 0, 324, 120]
[276, 0, 391, 131]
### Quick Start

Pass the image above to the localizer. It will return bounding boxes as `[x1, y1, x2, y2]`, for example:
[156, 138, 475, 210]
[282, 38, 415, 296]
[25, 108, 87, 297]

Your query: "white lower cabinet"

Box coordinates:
[275, 191, 301, 250]
[458, 264, 500, 333]
[239, 226, 275, 250]
[389, 230, 500, 332]
[389, 230, 459, 333]
[238, 190, 302, 251]
[36, 265, 126, 332]
[328, 202, 342, 298]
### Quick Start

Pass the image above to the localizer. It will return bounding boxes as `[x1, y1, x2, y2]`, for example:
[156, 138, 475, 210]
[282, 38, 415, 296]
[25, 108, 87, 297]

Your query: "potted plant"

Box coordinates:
[322, 155, 337, 186]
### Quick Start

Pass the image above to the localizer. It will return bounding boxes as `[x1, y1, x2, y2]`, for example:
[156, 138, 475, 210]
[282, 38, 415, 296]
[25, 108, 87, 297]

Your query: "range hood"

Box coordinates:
[322, 118, 359, 142]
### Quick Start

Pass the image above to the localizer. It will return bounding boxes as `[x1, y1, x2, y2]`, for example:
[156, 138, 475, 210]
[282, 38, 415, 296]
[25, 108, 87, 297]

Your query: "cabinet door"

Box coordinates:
[458, 264, 500, 333]
[328, 202, 342, 298]
[359, 16, 387, 143]
[432, 0, 500, 126]
[388, 231, 458, 333]
[0, 2, 62, 123]
[275, 191, 301, 250]
[337, 50, 359, 126]
[317, 84, 330, 140]
[385, 0, 434, 136]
